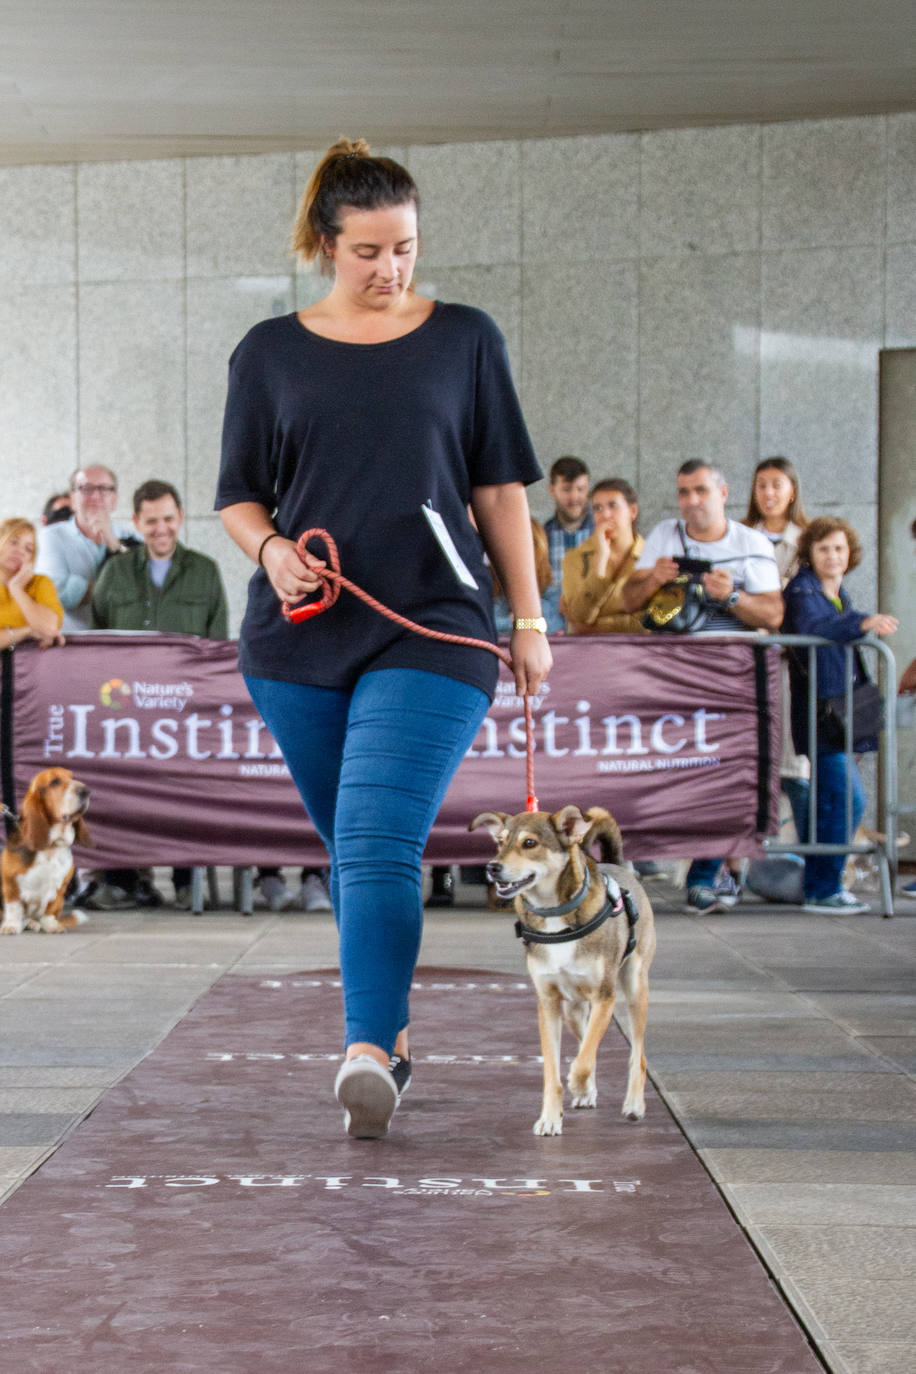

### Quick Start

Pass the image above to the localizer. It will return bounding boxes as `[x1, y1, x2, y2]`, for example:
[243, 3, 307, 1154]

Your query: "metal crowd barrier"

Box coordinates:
[753, 632, 899, 917]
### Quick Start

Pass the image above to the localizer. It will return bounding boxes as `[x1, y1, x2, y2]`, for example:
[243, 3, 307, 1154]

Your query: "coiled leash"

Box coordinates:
[281, 528, 540, 812]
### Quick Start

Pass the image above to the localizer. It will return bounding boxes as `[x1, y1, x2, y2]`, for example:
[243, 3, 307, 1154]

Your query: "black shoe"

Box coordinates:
[134, 877, 165, 908]
[71, 880, 101, 911]
[426, 867, 454, 908]
[388, 1054, 412, 1098]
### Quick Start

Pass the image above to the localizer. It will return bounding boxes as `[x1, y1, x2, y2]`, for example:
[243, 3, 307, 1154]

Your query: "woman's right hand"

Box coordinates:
[861, 613, 898, 636]
[261, 537, 326, 605]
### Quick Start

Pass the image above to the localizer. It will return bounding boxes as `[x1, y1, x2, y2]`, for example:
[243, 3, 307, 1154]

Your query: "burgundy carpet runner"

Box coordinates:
[0, 969, 823, 1373]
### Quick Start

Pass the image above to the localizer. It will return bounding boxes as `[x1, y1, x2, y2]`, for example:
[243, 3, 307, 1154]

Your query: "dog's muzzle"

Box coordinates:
[486, 860, 535, 898]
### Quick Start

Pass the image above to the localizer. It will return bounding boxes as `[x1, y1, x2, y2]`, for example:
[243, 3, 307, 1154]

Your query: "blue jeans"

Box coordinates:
[804, 751, 866, 901]
[686, 858, 723, 888]
[782, 775, 811, 845]
[245, 669, 489, 1052]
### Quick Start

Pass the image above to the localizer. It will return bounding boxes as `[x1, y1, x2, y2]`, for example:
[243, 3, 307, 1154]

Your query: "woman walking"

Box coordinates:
[216, 139, 551, 1138]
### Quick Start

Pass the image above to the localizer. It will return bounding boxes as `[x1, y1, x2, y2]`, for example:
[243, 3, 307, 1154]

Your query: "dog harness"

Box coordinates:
[514, 868, 639, 961]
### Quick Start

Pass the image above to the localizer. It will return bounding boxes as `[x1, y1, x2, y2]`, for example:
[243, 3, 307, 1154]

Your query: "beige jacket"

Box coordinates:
[754, 520, 803, 587]
[561, 532, 647, 634]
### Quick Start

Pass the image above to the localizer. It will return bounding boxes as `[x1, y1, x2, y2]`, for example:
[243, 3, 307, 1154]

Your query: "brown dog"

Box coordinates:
[469, 805, 656, 1136]
[1, 768, 91, 934]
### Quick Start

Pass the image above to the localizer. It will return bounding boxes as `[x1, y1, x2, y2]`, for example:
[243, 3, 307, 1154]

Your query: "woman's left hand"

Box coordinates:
[861, 613, 898, 636]
[509, 628, 553, 696]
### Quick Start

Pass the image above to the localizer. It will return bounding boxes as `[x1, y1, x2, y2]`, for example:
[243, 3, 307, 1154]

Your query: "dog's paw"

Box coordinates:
[533, 1115, 563, 1136]
[0, 923, 21, 936]
[570, 1088, 597, 1109]
[621, 1096, 646, 1121]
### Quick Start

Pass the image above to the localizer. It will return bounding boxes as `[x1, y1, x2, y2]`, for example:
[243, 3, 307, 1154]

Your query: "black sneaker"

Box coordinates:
[426, 867, 455, 908]
[71, 879, 101, 911]
[388, 1054, 412, 1098]
[134, 877, 165, 908]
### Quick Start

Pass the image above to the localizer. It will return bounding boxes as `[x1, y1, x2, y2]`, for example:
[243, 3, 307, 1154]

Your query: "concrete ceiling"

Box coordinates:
[3, 0, 916, 165]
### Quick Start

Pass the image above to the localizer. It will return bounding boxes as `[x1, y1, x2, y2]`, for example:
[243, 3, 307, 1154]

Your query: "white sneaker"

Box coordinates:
[299, 873, 332, 911]
[257, 874, 295, 912]
[713, 870, 741, 909]
[334, 1055, 398, 1138]
[803, 892, 869, 914]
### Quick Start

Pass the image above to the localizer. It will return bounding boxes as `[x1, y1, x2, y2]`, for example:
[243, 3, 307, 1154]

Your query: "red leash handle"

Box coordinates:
[281, 529, 342, 622]
[281, 528, 539, 812]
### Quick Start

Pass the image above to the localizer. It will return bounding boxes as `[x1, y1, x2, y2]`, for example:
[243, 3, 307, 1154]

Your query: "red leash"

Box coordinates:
[281, 528, 539, 812]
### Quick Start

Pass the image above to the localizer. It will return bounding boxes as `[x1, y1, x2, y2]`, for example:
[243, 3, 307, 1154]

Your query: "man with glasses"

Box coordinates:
[36, 466, 138, 631]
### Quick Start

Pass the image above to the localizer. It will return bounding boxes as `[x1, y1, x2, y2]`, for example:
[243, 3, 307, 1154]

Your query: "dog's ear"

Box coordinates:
[18, 784, 51, 854]
[551, 804, 591, 848]
[469, 811, 507, 842]
[73, 816, 92, 848]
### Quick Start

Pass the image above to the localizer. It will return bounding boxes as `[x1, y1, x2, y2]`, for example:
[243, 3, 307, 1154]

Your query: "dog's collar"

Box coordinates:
[520, 866, 591, 918]
[515, 875, 639, 961]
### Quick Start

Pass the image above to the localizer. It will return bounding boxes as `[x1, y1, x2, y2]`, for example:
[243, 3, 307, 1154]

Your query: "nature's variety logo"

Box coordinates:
[100, 678, 131, 709]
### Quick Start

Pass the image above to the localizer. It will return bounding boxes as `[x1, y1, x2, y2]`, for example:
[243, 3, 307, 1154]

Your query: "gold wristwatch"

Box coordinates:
[513, 617, 548, 634]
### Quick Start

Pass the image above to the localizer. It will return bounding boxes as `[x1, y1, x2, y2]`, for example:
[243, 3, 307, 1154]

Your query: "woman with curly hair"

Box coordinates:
[784, 516, 897, 913]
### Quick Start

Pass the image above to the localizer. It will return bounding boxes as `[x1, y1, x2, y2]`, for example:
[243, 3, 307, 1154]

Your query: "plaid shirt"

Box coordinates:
[542, 511, 594, 632]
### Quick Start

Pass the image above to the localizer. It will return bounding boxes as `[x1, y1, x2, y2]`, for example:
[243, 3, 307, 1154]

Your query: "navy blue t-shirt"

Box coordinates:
[215, 303, 541, 696]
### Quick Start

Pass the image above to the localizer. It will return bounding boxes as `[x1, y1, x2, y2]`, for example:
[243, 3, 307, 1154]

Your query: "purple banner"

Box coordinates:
[6, 633, 780, 867]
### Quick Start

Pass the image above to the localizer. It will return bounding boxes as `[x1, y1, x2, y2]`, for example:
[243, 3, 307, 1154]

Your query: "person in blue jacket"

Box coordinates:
[784, 517, 898, 913]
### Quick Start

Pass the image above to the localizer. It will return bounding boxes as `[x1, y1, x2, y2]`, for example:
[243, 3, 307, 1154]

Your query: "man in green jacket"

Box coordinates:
[85, 479, 229, 909]
[91, 479, 228, 638]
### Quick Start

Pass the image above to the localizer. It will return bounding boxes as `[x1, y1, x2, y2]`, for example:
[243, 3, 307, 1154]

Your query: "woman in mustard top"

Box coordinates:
[561, 478, 646, 634]
[0, 518, 65, 649]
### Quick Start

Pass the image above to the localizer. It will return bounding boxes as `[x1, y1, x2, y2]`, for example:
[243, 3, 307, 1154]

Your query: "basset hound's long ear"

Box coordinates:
[18, 782, 51, 853]
[73, 815, 92, 848]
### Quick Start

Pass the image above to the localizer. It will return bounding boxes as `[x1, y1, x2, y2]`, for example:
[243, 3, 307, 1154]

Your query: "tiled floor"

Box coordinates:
[0, 869, 914, 1373]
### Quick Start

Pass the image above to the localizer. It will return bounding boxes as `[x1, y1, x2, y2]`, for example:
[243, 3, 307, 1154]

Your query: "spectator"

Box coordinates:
[0, 518, 64, 649]
[623, 460, 782, 913]
[900, 517, 916, 898]
[35, 466, 138, 632]
[561, 478, 647, 634]
[784, 517, 898, 913]
[90, 479, 227, 638]
[742, 455, 811, 843]
[899, 516, 916, 697]
[255, 866, 333, 912]
[542, 455, 593, 632]
[87, 479, 229, 910]
[41, 492, 71, 526]
[742, 456, 809, 583]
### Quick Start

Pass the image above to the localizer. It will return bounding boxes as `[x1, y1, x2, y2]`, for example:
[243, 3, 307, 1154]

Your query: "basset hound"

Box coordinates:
[1, 768, 91, 934]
